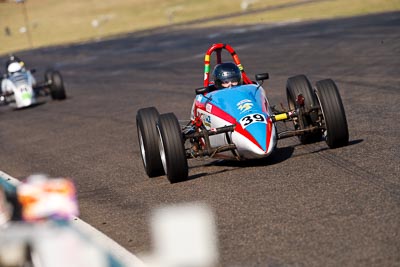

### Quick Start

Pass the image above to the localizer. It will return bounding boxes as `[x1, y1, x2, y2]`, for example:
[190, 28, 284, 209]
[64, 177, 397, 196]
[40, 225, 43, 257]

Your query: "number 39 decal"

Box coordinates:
[239, 113, 267, 128]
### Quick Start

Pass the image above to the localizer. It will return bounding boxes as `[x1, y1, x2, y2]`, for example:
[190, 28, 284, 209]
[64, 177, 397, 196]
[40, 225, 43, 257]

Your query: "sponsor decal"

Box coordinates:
[203, 115, 211, 127]
[17, 86, 32, 100]
[22, 92, 32, 100]
[206, 103, 212, 113]
[237, 99, 253, 113]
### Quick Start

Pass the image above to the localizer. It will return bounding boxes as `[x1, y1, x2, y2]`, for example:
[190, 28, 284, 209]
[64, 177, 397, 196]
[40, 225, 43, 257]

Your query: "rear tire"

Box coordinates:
[157, 113, 188, 183]
[315, 79, 349, 148]
[136, 107, 165, 177]
[286, 74, 321, 143]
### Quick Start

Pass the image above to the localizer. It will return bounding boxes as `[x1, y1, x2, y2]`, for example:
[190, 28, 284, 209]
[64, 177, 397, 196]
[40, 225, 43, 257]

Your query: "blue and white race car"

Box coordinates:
[137, 43, 349, 183]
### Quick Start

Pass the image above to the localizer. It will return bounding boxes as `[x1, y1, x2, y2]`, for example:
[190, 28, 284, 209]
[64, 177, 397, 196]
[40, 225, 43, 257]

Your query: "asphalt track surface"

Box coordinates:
[0, 11, 399, 267]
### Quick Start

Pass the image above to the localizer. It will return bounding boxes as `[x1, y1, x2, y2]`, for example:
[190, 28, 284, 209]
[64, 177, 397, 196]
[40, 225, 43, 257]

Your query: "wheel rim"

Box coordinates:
[316, 92, 329, 143]
[157, 126, 168, 173]
[138, 128, 147, 167]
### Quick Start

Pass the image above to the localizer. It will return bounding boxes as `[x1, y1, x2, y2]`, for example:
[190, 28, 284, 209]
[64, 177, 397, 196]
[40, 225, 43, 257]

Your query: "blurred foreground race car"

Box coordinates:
[136, 43, 349, 183]
[0, 175, 139, 267]
[16, 174, 79, 222]
[0, 57, 66, 109]
[0, 174, 78, 224]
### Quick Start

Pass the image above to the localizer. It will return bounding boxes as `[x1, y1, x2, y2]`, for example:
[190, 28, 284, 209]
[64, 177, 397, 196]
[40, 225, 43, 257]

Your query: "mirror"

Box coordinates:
[255, 73, 269, 81]
[195, 87, 208, 95]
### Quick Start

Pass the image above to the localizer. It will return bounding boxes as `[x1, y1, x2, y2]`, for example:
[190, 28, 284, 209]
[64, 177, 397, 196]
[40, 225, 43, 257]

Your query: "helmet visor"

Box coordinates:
[221, 80, 239, 87]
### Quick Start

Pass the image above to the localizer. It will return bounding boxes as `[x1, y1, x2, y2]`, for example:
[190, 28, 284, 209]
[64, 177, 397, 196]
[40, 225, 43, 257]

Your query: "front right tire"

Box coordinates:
[136, 107, 165, 177]
[157, 113, 188, 183]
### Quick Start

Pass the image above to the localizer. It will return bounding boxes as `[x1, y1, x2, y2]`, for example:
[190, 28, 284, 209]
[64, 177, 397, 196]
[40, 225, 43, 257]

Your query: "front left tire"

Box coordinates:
[315, 79, 349, 148]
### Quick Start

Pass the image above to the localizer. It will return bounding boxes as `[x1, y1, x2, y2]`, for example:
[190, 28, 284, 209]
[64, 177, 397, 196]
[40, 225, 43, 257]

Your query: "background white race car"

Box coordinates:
[1, 62, 66, 109]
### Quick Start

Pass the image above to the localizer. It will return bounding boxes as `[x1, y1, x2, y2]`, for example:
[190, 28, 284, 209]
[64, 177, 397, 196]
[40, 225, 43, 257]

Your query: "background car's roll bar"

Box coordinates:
[203, 43, 252, 87]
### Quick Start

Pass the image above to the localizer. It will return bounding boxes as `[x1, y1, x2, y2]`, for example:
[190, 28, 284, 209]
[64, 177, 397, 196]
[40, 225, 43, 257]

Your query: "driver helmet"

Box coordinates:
[212, 62, 242, 89]
[6, 55, 24, 74]
[7, 62, 22, 74]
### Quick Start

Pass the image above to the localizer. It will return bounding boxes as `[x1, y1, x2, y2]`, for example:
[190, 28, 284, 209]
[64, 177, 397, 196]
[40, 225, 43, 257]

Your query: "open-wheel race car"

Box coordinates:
[1, 59, 66, 109]
[136, 43, 349, 183]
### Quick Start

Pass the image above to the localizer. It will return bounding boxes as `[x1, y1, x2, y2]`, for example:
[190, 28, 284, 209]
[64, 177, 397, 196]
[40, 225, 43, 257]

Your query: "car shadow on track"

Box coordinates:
[11, 101, 47, 111]
[286, 139, 364, 160]
[185, 140, 363, 182]
[213, 146, 295, 167]
[185, 139, 363, 182]
[347, 139, 363, 146]
[185, 146, 295, 181]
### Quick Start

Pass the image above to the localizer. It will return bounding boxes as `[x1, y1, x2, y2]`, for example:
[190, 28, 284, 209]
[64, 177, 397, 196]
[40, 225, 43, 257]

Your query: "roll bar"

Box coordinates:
[203, 43, 252, 87]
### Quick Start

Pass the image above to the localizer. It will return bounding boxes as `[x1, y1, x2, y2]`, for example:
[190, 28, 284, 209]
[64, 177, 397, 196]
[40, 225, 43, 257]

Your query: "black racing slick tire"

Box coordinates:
[157, 113, 188, 183]
[286, 74, 321, 143]
[136, 107, 165, 177]
[48, 70, 66, 100]
[315, 79, 349, 148]
[287, 74, 317, 112]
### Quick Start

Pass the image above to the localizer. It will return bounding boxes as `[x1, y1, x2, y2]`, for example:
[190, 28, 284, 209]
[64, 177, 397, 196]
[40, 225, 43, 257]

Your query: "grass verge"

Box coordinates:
[0, 0, 399, 55]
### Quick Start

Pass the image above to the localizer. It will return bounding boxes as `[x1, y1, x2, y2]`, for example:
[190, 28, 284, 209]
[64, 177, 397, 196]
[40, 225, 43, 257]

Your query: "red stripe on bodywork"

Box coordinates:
[266, 119, 272, 152]
[234, 123, 264, 151]
[195, 101, 236, 124]
[196, 102, 268, 152]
